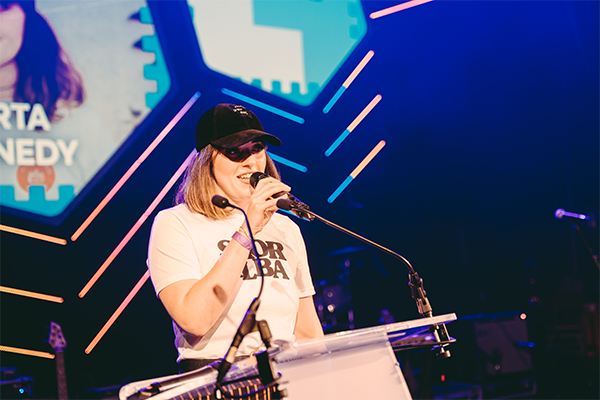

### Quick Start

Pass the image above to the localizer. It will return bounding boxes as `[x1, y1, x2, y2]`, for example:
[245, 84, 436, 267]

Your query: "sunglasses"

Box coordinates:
[216, 141, 267, 162]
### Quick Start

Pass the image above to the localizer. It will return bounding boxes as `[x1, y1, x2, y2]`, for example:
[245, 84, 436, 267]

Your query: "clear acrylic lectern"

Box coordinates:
[119, 313, 456, 400]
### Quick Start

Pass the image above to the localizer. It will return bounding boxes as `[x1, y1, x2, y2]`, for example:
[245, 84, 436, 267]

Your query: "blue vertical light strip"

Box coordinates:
[267, 152, 308, 173]
[324, 94, 382, 157]
[221, 88, 305, 124]
[327, 140, 386, 203]
[325, 129, 351, 157]
[322, 51, 375, 114]
[328, 176, 354, 203]
[323, 87, 346, 114]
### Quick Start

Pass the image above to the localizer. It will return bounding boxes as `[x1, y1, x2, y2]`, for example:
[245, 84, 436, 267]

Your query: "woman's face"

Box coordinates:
[212, 140, 267, 206]
[0, 3, 25, 68]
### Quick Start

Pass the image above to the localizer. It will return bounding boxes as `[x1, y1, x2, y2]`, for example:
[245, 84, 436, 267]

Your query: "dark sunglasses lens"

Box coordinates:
[220, 143, 265, 162]
[222, 149, 247, 162]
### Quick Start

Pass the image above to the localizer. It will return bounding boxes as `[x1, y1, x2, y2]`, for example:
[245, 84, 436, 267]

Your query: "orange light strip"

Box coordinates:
[343, 50, 375, 88]
[71, 92, 200, 242]
[0, 345, 55, 359]
[348, 94, 382, 132]
[328, 141, 387, 203]
[324, 94, 382, 157]
[0, 224, 67, 245]
[78, 150, 196, 298]
[0, 286, 64, 303]
[370, 0, 434, 19]
[322, 50, 375, 114]
[350, 140, 387, 178]
[85, 270, 150, 354]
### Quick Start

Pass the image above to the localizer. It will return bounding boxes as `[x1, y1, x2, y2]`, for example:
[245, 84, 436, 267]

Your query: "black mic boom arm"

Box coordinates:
[276, 198, 452, 359]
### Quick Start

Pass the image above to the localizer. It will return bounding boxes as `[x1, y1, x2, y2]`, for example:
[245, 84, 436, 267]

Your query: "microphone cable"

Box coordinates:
[211, 195, 282, 399]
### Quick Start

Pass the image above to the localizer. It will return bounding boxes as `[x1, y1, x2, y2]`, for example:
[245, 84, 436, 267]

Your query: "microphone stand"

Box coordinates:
[130, 197, 281, 400]
[277, 199, 452, 359]
[130, 197, 283, 400]
[212, 196, 283, 399]
[571, 221, 600, 270]
[555, 208, 599, 269]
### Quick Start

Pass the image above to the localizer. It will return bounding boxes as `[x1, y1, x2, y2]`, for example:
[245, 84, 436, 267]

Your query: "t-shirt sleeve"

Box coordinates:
[147, 209, 202, 297]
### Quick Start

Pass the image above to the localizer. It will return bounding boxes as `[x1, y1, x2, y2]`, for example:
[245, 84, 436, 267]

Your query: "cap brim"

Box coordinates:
[211, 129, 282, 148]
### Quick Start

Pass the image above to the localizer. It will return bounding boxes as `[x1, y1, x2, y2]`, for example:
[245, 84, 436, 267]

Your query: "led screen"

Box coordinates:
[0, 0, 169, 217]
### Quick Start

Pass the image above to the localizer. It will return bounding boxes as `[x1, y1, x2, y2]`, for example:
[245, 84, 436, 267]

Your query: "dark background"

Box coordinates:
[1, 1, 598, 399]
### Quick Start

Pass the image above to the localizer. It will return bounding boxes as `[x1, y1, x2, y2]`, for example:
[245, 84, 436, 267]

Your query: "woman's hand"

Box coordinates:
[246, 177, 290, 234]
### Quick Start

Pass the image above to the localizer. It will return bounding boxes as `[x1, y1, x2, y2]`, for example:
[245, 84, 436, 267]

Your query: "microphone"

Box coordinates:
[276, 198, 296, 212]
[250, 172, 314, 221]
[555, 208, 591, 221]
[555, 207, 599, 269]
[212, 195, 231, 209]
[250, 172, 286, 199]
[249, 172, 267, 188]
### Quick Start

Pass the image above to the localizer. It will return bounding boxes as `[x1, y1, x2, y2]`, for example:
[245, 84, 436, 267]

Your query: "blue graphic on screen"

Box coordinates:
[188, 0, 367, 106]
[139, 6, 172, 109]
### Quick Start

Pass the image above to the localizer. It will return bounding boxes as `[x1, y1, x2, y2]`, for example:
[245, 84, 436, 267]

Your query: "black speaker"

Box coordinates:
[474, 316, 533, 377]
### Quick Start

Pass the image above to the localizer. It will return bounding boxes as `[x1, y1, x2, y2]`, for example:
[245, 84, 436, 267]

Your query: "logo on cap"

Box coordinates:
[232, 105, 250, 117]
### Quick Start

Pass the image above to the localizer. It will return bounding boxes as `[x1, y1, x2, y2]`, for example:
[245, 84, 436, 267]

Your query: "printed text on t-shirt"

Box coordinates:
[217, 238, 290, 281]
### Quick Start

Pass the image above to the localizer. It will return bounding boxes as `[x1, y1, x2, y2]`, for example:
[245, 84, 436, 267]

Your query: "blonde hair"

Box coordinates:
[175, 144, 281, 219]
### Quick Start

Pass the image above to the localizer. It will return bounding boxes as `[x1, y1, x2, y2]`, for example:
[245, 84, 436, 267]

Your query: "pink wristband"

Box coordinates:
[232, 231, 253, 251]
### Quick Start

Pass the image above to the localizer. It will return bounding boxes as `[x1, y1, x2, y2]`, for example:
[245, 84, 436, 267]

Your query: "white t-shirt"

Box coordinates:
[147, 204, 316, 362]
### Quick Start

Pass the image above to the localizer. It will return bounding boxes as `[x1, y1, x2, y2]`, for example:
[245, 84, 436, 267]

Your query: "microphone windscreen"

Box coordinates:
[250, 172, 269, 189]
[554, 208, 565, 219]
[212, 195, 230, 209]
[276, 198, 295, 211]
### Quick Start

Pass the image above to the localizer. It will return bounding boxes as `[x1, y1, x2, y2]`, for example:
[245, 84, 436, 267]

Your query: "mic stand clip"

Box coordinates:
[215, 318, 286, 400]
[255, 320, 287, 399]
[408, 271, 451, 359]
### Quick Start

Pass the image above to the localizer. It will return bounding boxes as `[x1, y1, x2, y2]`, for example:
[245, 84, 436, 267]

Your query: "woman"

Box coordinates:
[0, 0, 84, 122]
[148, 103, 323, 372]
[0, 0, 112, 214]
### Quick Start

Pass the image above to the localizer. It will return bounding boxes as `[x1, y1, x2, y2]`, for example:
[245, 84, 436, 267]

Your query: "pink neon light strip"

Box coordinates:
[71, 92, 200, 242]
[343, 50, 375, 88]
[370, 0, 434, 19]
[1, 224, 67, 245]
[85, 270, 150, 354]
[79, 150, 196, 298]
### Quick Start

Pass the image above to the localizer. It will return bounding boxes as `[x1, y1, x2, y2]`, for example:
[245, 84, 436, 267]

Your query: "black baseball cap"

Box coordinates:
[194, 103, 282, 151]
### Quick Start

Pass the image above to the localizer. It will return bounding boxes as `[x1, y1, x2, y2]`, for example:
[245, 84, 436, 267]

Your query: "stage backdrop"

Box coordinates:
[0, 1, 597, 398]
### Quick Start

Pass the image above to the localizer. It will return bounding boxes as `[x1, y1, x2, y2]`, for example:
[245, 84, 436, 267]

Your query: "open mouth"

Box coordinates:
[237, 173, 254, 183]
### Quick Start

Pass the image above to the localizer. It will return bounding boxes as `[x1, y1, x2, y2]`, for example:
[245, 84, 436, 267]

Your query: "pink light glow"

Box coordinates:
[78, 150, 196, 298]
[370, 0, 434, 20]
[71, 93, 200, 242]
[85, 270, 150, 354]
